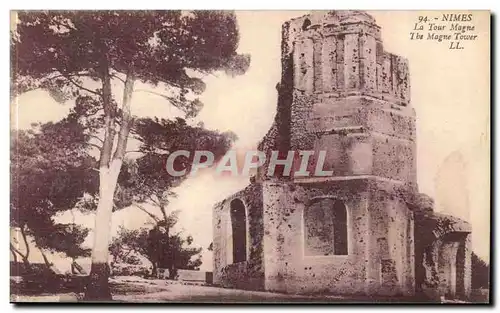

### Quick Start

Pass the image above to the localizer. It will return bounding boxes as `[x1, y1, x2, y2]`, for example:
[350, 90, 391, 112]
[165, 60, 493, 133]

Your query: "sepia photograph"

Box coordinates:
[9, 10, 490, 303]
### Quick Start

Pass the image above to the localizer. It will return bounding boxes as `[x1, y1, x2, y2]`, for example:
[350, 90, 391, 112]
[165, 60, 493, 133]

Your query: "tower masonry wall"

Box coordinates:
[212, 183, 265, 290]
[261, 179, 414, 296]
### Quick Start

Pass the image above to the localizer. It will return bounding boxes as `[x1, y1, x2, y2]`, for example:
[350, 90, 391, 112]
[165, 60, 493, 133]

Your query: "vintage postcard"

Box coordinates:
[10, 10, 490, 303]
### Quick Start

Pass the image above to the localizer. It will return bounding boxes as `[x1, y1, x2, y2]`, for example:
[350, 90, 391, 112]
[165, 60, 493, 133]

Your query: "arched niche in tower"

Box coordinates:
[304, 198, 348, 256]
[230, 198, 247, 263]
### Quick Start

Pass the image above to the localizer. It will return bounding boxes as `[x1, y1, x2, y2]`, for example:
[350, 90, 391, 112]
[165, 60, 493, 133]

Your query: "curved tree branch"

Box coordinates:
[89, 134, 104, 144]
[111, 74, 125, 83]
[10, 244, 18, 264]
[39, 247, 54, 271]
[133, 89, 182, 109]
[63, 75, 103, 98]
[20, 225, 30, 260]
[134, 203, 159, 223]
[125, 150, 142, 155]
[85, 142, 103, 150]
[10, 242, 26, 261]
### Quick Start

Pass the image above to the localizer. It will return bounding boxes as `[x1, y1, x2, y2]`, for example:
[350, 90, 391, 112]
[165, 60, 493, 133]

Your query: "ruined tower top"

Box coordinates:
[286, 10, 380, 40]
[254, 10, 419, 189]
[281, 10, 411, 108]
[257, 11, 417, 189]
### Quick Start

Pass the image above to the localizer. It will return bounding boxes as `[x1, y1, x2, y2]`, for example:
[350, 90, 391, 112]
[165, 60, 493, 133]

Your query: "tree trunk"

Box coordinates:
[73, 260, 86, 275]
[160, 204, 168, 224]
[84, 161, 121, 301]
[169, 265, 178, 280]
[84, 69, 135, 301]
[40, 248, 52, 270]
[10, 245, 18, 264]
[10, 242, 31, 274]
[20, 225, 30, 260]
[151, 262, 158, 278]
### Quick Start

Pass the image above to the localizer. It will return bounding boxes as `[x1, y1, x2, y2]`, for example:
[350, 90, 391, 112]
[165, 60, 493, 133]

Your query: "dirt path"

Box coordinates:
[13, 276, 463, 303]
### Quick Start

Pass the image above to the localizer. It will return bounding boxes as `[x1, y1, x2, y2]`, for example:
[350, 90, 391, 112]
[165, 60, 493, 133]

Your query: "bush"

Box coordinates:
[11, 270, 64, 295]
[111, 263, 150, 277]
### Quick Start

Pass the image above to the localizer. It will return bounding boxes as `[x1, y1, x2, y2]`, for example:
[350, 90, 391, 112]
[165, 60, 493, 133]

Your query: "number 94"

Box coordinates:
[417, 16, 428, 23]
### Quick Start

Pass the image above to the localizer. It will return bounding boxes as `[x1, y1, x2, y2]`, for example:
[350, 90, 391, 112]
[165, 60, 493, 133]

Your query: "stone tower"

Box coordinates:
[260, 10, 417, 295]
[277, 11, 417, 187]
[213, 11, 471, 300]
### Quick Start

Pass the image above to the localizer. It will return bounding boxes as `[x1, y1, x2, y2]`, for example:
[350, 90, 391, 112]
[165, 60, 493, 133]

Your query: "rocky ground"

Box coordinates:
[10, 276, 488, 304]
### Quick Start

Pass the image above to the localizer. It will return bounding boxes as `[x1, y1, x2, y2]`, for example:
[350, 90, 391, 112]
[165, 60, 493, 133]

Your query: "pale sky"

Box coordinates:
[11, 11, 490, 271]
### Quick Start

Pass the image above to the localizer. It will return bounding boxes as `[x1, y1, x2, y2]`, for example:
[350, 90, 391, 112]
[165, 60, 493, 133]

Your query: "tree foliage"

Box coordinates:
[116, 117, 236, 214]
[12, 10, 249, 114]
[10, 120, 98, 267]
[110, 224, 203, 278]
